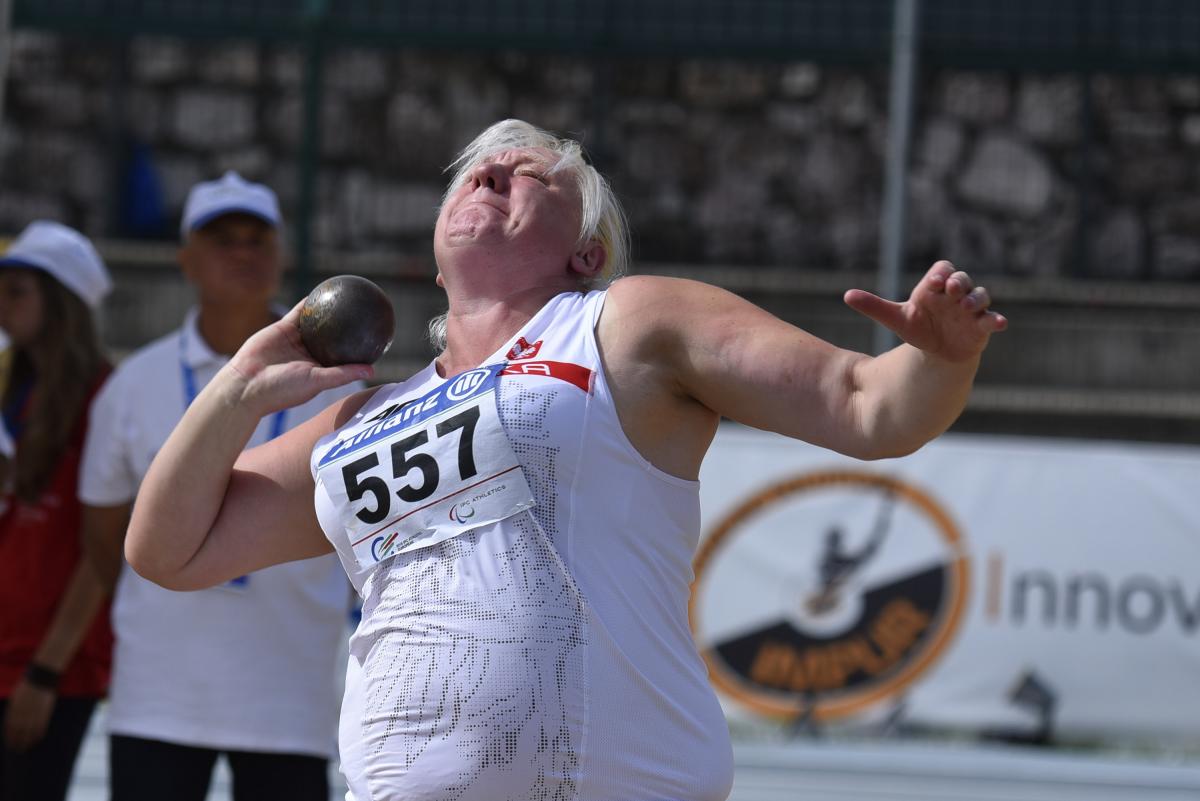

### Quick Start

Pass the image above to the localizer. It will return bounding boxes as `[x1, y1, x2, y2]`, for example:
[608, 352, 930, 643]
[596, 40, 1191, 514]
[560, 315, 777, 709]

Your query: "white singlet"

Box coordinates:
[312, 290, 733, 801]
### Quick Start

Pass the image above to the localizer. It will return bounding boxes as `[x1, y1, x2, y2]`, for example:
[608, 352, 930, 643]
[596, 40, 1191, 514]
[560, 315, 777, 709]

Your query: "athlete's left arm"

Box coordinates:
[623, 261, 1006, 460]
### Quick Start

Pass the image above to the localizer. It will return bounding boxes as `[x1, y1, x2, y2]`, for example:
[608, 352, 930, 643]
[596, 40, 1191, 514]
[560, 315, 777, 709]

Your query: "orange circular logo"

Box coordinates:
[690, 470, 969, 720]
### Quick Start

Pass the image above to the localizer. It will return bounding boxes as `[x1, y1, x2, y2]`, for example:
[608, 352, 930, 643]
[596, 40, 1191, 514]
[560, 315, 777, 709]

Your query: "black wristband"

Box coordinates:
[24, 662, 60, 691]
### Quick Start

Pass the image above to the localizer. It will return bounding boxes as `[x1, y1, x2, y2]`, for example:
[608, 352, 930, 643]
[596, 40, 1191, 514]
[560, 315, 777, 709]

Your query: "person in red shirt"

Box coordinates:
[0, 221, 114, 801]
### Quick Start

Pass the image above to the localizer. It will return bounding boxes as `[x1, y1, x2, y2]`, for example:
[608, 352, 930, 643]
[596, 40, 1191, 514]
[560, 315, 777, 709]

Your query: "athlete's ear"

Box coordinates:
[568, 240, 606, 279]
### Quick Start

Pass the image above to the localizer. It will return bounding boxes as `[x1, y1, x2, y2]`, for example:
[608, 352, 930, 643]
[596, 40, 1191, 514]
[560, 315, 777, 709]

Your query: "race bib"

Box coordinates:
[316, 363, 535, 569]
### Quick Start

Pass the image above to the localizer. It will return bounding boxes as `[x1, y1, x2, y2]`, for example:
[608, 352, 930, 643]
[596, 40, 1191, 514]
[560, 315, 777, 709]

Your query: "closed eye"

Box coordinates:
[515, 168, 548, 184]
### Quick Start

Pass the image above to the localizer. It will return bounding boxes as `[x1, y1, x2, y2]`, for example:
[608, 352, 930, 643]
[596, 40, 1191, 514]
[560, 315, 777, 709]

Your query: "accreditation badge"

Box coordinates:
[315, 363, 535, 569]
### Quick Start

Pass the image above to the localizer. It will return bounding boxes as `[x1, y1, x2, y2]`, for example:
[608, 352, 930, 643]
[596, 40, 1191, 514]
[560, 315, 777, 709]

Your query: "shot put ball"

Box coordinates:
[297, 275, 396, 366]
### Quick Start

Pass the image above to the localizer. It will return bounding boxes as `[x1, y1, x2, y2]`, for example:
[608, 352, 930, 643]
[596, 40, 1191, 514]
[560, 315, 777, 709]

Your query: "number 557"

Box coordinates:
[341, 407, 480, 525]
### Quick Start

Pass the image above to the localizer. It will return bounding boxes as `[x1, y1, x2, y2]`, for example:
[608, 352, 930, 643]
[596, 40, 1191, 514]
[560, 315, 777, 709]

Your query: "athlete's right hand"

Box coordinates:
[225, 299, 372, 418]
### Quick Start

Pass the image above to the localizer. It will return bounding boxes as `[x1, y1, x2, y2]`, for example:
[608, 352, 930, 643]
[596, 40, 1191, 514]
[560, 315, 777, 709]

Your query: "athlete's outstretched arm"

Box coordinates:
[610, 261, 1005, 461]
[125, 304, 373, 591]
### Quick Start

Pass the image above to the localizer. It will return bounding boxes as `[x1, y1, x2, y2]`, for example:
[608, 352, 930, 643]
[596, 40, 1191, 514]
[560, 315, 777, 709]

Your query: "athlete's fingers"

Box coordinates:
[945, 271, 974, 299]
[980, 310, 1008, 333]
[844, 289, 906, 332]
[924, 261, 956, 293]
[963, 286, 990, 312]
[310, 363, 374, 390]
[282, 297, 307, 326]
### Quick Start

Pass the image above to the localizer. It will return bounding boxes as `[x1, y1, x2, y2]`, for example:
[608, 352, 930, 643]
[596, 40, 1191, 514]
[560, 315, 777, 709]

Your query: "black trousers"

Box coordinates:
[0, 696, 98, 801]
[109, 734, 329, 801]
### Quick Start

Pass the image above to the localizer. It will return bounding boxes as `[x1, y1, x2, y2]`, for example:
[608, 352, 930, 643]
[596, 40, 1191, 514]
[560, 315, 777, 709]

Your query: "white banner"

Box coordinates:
[693, 425, 1200, 743]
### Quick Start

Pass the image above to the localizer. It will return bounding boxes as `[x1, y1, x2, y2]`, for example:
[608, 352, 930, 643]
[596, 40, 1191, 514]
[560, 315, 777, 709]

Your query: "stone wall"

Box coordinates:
[3, 31, 1200, 282]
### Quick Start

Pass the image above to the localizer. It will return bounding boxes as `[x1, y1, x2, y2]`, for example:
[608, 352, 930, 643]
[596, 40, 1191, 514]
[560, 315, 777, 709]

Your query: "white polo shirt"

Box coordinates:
[79, 308, 361, 758]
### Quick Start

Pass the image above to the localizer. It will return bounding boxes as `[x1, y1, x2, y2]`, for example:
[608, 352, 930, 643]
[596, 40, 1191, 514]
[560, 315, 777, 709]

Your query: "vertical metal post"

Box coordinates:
[105, 41, 129, 236]
[0, 0, 14, 128]
[294, 0, 328, 296]
[0, 0, 10, 396]
[588, 0, 617, 174]
[874, 0, 921, 355]
[1070, 69, 1094, 278]
[589, 60, 612, 169]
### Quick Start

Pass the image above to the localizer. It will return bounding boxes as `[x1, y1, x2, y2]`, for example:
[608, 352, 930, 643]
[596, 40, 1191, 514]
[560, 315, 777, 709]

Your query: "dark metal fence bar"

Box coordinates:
[14, 1, 1200, 69]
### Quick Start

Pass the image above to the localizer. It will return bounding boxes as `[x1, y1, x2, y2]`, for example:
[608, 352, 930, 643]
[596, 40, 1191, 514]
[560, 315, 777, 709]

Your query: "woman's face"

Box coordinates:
[433, 147, 586, 289]
[0, 269, 46, 349]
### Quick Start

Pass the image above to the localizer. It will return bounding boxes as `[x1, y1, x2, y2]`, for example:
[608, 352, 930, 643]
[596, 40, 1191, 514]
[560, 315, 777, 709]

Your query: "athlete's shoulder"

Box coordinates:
[602, 275, 728, 342]
[606, 275, 724, 316]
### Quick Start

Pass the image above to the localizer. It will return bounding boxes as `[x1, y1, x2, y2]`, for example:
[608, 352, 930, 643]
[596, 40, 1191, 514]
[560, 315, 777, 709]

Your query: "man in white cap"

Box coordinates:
[79, 173, 358, 801]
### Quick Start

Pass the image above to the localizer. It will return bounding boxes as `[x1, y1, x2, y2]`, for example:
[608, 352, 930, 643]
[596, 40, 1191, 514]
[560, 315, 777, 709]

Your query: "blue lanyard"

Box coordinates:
[179, 328, 286, 441]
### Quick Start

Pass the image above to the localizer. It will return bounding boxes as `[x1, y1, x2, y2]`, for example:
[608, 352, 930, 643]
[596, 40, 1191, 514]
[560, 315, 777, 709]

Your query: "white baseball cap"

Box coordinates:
[0, 220, 113, 309]
[180, 171, 282, 237]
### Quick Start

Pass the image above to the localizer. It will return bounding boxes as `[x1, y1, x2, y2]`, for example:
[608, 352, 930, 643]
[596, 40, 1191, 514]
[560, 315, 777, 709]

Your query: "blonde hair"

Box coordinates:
[429, 120, 630, 351]
[442, 119, 629, 282]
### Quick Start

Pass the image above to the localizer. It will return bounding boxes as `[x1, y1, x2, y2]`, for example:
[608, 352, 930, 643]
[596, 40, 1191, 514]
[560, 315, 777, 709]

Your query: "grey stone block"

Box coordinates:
[172, 90, 257, 149]
[957, 134, 1056, 219]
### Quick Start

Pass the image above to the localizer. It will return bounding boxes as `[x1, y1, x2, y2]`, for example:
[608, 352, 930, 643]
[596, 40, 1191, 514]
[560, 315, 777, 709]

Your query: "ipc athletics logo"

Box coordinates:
[449, 501, 476, 523]
[371, 532, 400, 562]
[690, 470, 968, 721]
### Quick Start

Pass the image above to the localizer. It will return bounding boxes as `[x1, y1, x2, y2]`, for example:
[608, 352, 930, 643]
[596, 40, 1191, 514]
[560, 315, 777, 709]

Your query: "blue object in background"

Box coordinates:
[120, 140, 167, 238]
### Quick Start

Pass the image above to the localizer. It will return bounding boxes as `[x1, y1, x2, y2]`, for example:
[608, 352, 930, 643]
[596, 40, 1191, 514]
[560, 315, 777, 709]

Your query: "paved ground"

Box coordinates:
[68, 715, 1200, 801]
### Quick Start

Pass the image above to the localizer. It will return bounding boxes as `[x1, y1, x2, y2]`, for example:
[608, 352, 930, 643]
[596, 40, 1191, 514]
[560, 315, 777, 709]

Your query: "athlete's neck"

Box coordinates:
[435, 289, 563, 377]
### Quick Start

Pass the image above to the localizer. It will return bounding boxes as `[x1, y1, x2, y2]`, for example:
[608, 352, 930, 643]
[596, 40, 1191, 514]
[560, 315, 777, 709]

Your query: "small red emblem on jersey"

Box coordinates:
[506, 337, 542, 360]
